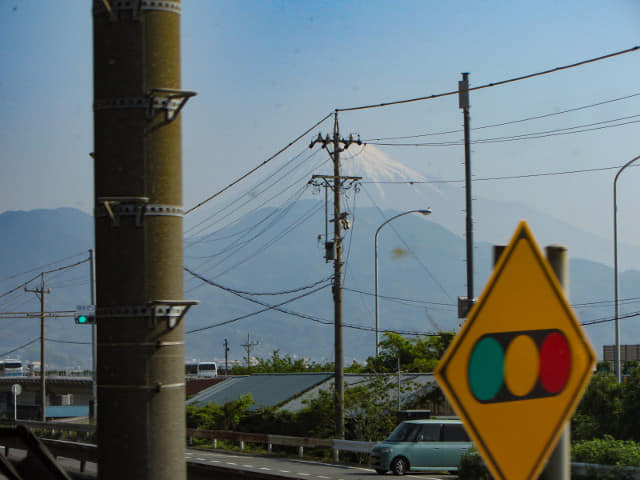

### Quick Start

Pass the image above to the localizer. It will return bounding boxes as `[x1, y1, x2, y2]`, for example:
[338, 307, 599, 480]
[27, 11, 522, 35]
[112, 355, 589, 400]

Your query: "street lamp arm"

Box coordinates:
[374, 208, 432, 357]
[613, 154, 640, 383]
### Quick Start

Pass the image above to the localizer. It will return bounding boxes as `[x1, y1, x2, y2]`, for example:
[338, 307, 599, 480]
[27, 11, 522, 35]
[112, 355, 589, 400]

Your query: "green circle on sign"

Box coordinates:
[468, 337, 504, 401]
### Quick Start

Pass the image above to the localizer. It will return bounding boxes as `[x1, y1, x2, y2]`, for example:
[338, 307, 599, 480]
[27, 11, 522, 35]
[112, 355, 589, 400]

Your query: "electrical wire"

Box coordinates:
[184, 269, 333, 296]
[362, 164, 640, 185]
[343, 287, 456, 308]
[366, 116, 640, 147]
[185, 148, 323, 241]
[337, 45, 640, 112]
[0, 337, 40, 357]
[185, 112, 333, 215]
[0, 251, 89, 284]
[362, 184, 453, 302]
[365, 91, 640, 141]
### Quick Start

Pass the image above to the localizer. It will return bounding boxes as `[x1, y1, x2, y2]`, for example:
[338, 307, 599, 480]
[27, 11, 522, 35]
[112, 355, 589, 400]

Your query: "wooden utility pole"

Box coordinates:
[25, 273, 50, 422]
[93, 1, 196, 478]
[241, 334, 259, 370]
[309, 113, 361, 439]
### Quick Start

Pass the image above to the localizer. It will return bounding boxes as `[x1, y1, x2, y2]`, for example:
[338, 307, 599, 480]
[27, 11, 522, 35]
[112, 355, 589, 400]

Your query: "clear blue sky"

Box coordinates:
[1, 0, 639, 258]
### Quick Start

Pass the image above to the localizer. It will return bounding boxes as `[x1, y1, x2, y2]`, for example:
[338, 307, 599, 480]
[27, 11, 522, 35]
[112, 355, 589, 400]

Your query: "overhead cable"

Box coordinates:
[337, 46, 640, 112]
[362, 164, 640, 185]
[365, 91, 640, 141]
[0, 337, 40, 357]
[185, 112, 333, 215]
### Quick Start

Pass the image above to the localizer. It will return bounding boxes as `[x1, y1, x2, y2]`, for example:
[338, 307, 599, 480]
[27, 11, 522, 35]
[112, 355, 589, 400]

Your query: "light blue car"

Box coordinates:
[370, 419, 472, 475]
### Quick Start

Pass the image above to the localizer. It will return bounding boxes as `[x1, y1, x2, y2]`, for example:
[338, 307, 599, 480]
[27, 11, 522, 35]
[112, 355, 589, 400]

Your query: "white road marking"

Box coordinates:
[259, 467, 272, 471]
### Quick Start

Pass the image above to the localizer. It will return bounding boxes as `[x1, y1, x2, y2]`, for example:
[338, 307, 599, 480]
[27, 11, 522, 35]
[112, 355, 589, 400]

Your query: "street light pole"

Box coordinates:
[374, 209, 432, 357]
[613, 154, 640, 382]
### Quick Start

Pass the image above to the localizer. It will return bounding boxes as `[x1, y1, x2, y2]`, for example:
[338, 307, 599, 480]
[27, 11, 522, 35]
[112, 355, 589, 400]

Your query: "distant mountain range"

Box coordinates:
[1, 202, 638, 369]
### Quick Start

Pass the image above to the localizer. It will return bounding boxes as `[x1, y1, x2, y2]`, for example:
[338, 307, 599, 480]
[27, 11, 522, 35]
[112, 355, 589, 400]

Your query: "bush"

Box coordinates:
[572, 436, 640, 467]
[457, 448, 491, 480]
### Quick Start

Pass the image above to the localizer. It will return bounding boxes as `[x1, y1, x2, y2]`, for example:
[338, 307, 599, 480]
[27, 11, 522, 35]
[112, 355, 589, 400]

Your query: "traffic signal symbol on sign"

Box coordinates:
[434, 221, 596, 480]
[468, 329, 571, 403]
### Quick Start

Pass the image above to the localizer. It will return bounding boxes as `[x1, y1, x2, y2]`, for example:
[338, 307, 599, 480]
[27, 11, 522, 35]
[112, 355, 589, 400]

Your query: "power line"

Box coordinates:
[0, 337, 40, 357]
[0, 251, 89, 284]
[365, 91, 640, 141]
[362, 184, 453, 302]
[185, 112, 333, 215]
[366, 116, 640, 147]
[337, 45, 640, 112]
[362, 164, 640, 185]
[184, 269, 333, 296]
[184, 147, 324, 240]
[343, 287, 455, 307]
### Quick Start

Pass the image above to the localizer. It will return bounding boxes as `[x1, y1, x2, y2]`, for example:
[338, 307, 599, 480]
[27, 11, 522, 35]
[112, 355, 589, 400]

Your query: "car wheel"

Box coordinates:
[391, 457, 408, 476]
[375, 468, 387, 475]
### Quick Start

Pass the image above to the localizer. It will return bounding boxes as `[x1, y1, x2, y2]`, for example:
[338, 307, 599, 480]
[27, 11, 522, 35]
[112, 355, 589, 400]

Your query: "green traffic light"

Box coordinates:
[78, 315, 88, 324]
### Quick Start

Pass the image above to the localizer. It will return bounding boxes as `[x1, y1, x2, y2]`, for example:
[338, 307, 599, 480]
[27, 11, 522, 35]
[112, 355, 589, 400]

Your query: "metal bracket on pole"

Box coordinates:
[147, 300, 199, 329]
[97, 300, 199, 329]
[93, 0, 182, 21]
[147, 89, 197, 124]
[96, 196, 149, 227]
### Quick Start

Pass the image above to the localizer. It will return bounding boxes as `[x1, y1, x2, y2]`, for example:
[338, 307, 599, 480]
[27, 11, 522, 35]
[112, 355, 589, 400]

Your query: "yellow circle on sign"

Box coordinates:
[505, 334, 539, 397]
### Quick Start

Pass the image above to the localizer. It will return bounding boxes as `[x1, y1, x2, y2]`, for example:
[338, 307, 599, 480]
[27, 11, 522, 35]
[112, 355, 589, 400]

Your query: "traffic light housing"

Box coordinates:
[74, 305, 96, 325]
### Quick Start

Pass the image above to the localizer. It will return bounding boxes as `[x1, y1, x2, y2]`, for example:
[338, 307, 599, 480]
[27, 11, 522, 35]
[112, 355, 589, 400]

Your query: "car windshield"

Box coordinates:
[386, 423, 421, 442]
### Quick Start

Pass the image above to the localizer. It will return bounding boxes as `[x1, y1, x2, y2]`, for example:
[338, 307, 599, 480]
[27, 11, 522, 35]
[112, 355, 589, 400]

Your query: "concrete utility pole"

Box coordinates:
[25, 273, 50, 422]
[459, 73, 475, 316]
[241, 334, 259, 369]
[309, 113, 361, 439]
[93, 1, 196, 479]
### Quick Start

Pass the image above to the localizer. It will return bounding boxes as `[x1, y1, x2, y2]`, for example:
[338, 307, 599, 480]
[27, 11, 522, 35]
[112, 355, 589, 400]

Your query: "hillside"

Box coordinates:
[0, 204, 637, 368]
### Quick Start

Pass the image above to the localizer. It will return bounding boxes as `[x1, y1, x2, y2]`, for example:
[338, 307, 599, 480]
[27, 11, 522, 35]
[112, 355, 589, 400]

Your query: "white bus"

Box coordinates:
[185, 360, 217, 378]
[0, 359, 24, 377]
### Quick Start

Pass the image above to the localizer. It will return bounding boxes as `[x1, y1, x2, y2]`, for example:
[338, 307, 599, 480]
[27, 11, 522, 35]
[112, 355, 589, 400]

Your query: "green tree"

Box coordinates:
[365, 332, 454, 373]
[620, 365, 640, 441]
[572, 372, 623, 440]
[186, 394, 254, 431]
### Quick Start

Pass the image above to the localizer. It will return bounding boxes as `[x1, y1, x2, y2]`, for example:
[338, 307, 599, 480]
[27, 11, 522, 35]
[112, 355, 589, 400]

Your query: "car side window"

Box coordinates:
[442, 424, 470, 442]
[416, 424, 441, 442]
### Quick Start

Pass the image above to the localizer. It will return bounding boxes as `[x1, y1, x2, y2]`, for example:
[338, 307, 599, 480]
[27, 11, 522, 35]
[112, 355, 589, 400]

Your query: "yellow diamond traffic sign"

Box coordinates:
[434, 221, 596, 480]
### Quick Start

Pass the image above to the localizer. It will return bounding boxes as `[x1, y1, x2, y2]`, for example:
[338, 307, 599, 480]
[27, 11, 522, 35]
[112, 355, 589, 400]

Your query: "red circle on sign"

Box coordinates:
[539, 332, 571, 394]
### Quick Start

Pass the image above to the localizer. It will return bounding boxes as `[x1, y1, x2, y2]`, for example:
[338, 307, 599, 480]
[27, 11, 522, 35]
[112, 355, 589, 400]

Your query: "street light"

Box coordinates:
[374, 209, 432, 357]
[613, 154, 640, 382]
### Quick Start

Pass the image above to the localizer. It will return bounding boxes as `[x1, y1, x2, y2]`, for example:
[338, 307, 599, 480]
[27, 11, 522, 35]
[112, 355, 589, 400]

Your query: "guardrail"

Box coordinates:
[3, 421, 639, 479]
[186, 428, 375, 462]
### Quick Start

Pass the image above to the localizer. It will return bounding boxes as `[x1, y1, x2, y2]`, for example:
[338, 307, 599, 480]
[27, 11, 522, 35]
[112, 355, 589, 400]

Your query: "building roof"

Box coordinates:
[186, 372, 334, 411]
[186, 372, 436, 413]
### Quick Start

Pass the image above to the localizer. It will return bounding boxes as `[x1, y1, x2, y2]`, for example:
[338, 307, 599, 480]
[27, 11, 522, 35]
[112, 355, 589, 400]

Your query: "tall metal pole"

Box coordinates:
[374, 210, 432, 357]
[459, 73, 474, 307]
[93, 1, 195, 478]
[332, 112, 345, 439]
[613, 154, 640, 382]
[89, 249, 97, 419]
